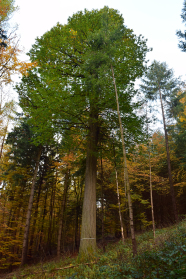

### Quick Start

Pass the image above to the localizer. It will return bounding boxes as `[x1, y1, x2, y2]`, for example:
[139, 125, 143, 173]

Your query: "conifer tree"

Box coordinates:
[6, 119, 43, 265]
[16, 7, 148, 256]
[140, 61, 180, 223]
[177, 0, 186, 52]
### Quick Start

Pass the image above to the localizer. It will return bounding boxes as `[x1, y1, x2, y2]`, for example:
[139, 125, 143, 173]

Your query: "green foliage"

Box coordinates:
[140, 60, 179, 104]
[6, 118, 41, 166]
[124, 222, 186, 279]
[173, 124, 186, 167]
[128, 242, 186, 278]
[16, 7, 149, 145]
[170, 90, 186, 168]
[177, 0, 186, 52]
[8, 220, 186, 278]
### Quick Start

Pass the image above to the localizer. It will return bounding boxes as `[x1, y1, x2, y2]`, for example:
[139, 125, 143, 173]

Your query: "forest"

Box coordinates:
[1, 0, 186, 275]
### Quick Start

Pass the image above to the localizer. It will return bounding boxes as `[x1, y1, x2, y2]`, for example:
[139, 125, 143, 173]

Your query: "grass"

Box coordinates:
[2, 220, 186, 279]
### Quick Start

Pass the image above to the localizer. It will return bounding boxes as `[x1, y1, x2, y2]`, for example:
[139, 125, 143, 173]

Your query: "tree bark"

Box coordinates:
[47, 175, 57, 255]
[0, 122, 8, 160]
[29, 176, 43, 256]
[74, 177, 82, 250]
[115, 167, 125, 244]
[21, 145, 42, 266]
[57, 170, 69, 258]
[74, 204, 80, 251]
[100, 156, 105, 251]
[113, 144, 125, 243]
[146, 105, 156, 238]
[149, 148, 156, 238]
[79, 111, 98, 256]
[38, 188, 48, 252]
[159, 88, 178, 223]
[111, 64, 137, 256]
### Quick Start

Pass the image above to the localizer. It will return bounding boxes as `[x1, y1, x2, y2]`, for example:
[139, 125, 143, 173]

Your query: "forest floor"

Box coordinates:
[1, 219, 186, 279]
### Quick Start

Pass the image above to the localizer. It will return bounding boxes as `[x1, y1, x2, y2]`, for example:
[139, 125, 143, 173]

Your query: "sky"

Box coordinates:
[11, 0, 186, 80]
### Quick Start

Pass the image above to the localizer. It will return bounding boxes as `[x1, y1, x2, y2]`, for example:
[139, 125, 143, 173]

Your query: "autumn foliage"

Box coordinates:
[0, 5, 186, 273]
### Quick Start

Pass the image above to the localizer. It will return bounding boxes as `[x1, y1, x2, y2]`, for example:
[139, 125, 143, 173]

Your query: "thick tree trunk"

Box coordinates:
[159, 88, 178, 223]
[57, 170, 69, 258]
[21, 146, 42, 266]
[79, 112, 98, 257]
[111, 65, 137, 256]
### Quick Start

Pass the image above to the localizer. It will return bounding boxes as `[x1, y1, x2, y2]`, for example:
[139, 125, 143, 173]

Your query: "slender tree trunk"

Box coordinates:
[1, 183, 6, 226]
[146, 105, 156, 238]
[113, 144, 125, 243]
[74, 177, 82, 250]
[111, 65, 137, 256]
[29, 177, 43, 256]
[74, 203, 80, 250]
[47, 176, 56, 254]
[0, 122, 8, 160]
[149, 149, 156, 238]
[57, 170, 69, 258]
[159, 88, 178, 223]
[79, 111, 98, 256]
[115, 167, 125, 243]
[38, 188, 48, 252]
[100, 155, 105, 251]
[21, 146, 42, 266]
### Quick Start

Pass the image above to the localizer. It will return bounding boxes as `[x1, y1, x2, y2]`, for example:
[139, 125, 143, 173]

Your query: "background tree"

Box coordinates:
[0, 100, 16, 159]
[111, 65, 137, 255]
[0, 0, 35, 165]
[0, 0, 17, 48]
[140, 61, 180, 222]
[5, 118, 43, 265]
[0, 0, 17, 25]
[170, 88, 186, 166]
[177, 0, 186, 52]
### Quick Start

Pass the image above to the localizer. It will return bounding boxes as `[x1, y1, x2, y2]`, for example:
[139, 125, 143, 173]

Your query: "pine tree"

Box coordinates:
[140, 61, 180, 223]
[177, 0, 186, 52]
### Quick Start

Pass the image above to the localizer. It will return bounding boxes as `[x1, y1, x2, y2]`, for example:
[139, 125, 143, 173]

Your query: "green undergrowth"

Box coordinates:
[5, 220, 186, 279]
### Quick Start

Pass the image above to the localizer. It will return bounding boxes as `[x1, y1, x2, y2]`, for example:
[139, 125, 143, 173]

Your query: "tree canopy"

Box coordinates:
[17, 7, 149, 144]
